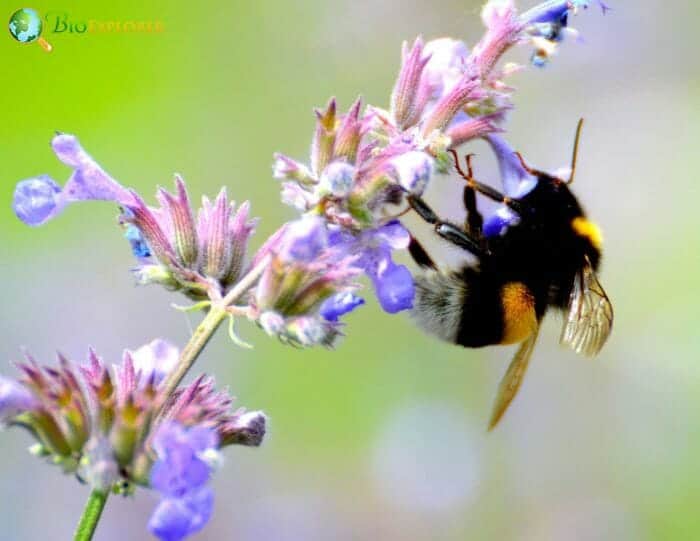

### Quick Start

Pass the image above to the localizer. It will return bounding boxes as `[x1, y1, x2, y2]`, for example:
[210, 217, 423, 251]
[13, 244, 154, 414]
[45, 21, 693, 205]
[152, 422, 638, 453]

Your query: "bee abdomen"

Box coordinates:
[410, 271, 468, 344]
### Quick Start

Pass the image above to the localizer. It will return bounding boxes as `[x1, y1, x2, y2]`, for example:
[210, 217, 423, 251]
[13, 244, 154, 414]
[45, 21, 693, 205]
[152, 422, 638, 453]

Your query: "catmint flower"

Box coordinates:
[520, 0, 611, 66]
[486, 134, 538, 198]
[80, 436, 120, 492]
[390, 36, 433, 130]
[13, 134, 259, 301]
[328, 221, 415, 313]
[148, 423, 218, 541]
[318, 162, 355, 198]
[472, 0, 524, 78]
[125, 181, 258, 299]
[0, 376, 39, 424]
[274, 97, 438, 230]
[478, 134, 537, 237]
[13, 135, 133, 226]
[422, 38, 470, 106]
[0, 341, 266, 499]
[319, 292, 365, 322]
[249, 216, 363, 347]
[389, 151, 434, 195]
[129, 338, 179, 385]
[482, 205, 521, 238]
[420, 38, 506, 146]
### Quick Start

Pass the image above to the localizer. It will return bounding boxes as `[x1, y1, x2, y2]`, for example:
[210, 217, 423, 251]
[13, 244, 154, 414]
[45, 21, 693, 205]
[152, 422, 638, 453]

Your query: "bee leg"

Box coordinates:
[408, 234, 437, 270]
[408, 195, 486, 258]
[449, 150, 524, 215]
[461, 154, 484, 238]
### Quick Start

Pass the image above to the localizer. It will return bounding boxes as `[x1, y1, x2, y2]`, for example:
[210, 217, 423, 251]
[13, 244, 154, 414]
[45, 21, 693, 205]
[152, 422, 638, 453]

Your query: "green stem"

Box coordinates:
[72, 256, 271, 538]
[74, 489, 108, 541]
[160, 305, 228, 399]
[159, 254, 271, 408]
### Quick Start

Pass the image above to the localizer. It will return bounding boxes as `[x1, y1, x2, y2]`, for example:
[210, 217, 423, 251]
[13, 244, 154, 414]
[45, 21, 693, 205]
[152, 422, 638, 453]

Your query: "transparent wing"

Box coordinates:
[488, 326, 540, 430]
[560, 259, 614, 357]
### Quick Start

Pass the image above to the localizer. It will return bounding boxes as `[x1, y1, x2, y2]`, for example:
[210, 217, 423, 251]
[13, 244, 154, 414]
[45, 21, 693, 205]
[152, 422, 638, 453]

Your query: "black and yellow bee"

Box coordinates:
[407, 120, 613, 429]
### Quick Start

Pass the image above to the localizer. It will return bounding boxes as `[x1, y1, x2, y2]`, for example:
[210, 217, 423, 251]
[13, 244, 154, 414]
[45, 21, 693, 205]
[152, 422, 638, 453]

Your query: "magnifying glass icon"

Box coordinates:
[9, 8, 53, 52]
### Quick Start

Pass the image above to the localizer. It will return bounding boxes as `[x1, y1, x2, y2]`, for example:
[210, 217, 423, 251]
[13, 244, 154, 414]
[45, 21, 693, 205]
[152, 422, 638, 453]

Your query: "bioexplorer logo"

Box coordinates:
[8, 7, 165, 53]
[8, 8, 52, 51]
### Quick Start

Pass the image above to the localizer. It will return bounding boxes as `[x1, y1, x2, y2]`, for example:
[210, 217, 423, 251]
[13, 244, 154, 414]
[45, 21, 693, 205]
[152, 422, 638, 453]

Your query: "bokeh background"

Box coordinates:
[2, 1, 699, 539]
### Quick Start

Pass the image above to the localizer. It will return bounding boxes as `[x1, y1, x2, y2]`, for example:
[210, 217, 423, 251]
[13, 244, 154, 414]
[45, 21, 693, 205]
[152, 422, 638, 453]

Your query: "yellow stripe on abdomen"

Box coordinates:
[500, 282, 537, 345]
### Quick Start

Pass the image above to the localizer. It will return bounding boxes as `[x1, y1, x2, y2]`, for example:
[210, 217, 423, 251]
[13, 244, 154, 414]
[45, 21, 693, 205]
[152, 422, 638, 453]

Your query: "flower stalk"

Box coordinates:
[158, 254, 271, 405]
[73, 489, 109, 541]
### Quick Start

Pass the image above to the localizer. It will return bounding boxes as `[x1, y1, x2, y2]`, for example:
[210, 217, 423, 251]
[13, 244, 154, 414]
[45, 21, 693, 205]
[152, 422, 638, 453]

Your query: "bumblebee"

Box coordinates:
[407, 120, 613, 429]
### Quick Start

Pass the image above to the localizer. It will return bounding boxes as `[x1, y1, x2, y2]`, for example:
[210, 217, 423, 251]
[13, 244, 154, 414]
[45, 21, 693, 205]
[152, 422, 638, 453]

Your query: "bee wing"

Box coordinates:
[488, 326, 540, 430]
[560, 259, 614, 357]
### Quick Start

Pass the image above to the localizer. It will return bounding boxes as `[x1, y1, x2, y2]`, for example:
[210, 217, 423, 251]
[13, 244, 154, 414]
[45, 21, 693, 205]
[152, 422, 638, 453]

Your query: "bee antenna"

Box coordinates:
[448, 149, 471, 181]
[567, 118, 585, 185]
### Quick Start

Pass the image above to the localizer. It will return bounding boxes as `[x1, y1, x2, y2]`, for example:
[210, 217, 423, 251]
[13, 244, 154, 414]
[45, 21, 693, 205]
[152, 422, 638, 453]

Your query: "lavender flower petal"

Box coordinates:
[370, 262, 415, 314]
[522, 0, 610, 25]
[373, 221, 411, 250]
[482, 205, 520, 238]
[0, 376, 38, 423]
[278, 216, 328, 263]
[151, 423, 218, 498]
[148, 488, 213, 541]
[320, 292, 365, 322]
[221, 410, 268, 447]
[423, 38, 470, 100]
[485, 134, 538, 197]
[124, 224, 151, 259]
[388, 151, 434, 196]
[12, 175, 62, 226]
[13, 134, 133, 226]
[319, 162, 355, 197]
[129, 339, 179, 385]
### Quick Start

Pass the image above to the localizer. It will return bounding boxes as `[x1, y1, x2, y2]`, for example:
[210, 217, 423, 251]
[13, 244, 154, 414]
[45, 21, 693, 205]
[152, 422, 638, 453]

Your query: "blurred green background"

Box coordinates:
[2, 1, 700, 539]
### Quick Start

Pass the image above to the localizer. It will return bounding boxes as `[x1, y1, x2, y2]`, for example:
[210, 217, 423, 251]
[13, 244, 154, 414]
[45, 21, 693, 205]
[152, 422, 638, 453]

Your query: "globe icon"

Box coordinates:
[8, 8, 52, 51]
[8, 8, 42, 43]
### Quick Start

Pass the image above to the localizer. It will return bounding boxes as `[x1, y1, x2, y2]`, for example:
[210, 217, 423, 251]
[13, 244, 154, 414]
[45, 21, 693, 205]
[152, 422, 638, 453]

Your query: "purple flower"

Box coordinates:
[252, 217, 363, 347]
[482, 205, 521, 238]
[12, 134, 133, 226]
[370, 263, 415, 314]
[13, 134, 259, 301]
[149, 422, 218, 541]
[274, 98, 442, 232]
[79, 437, 119, 492]
[329, 221, 415, 314]
[0, 345, 265, 494]
[520, 0, 611, 66]
[480, 135, 536, 237]
[320, 292, 365, 322]
[0, 376, 38, 424]
[128, 339, 179, 385]
[219, 410, 267, 447]
[422, 38, 470, 103]
[149, 489, 214, 541]
[471, 0, 523, 79]
[390, 37, 432, 129]
[319, 161, 355, 197]
[486, 135, 538, 198]
[522, 0, 610, 26]
[388, 151, 434, 196]
[151, 423, 217, 498]
[278, 216, 328, 263]
[124, 223, 151, 259]
[124, 181, 258, 298]
[12, 175, 62, 226]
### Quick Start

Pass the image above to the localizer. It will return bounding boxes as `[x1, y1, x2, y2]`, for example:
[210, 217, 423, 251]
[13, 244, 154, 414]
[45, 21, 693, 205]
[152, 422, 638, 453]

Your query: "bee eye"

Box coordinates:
[483, 205, 520, 238]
